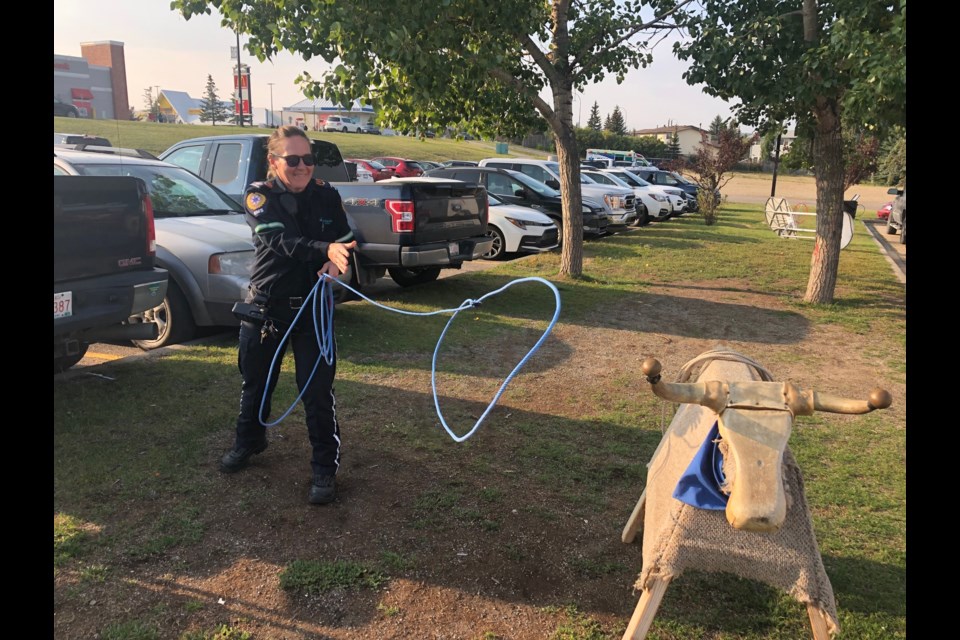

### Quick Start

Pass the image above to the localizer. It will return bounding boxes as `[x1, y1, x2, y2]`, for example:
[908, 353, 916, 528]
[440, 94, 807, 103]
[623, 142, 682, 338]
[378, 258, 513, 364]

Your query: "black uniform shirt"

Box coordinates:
[243, 177, 353, 303]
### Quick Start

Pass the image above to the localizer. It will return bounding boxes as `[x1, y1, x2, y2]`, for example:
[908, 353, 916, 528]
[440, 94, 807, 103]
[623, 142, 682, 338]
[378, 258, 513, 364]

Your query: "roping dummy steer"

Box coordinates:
[620, 348, 892, 640]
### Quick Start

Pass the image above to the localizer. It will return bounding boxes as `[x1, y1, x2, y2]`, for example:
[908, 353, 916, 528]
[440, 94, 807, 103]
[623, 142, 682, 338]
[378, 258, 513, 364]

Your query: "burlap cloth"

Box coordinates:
[636, 352, 839, 635]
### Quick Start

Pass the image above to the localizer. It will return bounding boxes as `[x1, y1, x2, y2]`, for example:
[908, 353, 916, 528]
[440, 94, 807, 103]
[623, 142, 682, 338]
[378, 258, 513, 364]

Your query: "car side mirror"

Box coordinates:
[514, 188, 528, 198]
[887, 187, 902, 196]
[546, 179, 560, 190]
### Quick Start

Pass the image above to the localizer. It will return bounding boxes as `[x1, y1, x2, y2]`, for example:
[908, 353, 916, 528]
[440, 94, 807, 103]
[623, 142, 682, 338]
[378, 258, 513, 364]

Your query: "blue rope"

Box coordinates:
[259, 273, 562, 443]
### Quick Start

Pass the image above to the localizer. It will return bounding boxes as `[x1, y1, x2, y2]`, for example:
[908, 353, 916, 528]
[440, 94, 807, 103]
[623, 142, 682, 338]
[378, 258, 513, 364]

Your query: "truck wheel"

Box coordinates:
[387, 266, 442, 287]
[885, 220, 896, 235]
[899, 216, 906, 244]
[54, 343, 88, 373]
[632, 208, 650, 227]
[130, 282, 196, 350]
[483, 226, 507, 260]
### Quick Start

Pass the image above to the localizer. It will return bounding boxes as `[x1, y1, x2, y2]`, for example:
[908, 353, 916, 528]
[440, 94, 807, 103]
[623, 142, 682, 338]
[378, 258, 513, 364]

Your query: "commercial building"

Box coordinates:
[54, 41, 130, 120]
[281, 98, 375, 131]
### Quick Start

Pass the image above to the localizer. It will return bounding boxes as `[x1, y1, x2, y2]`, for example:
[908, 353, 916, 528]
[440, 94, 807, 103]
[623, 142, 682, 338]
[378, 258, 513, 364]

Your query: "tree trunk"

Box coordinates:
[803, 97, 844, 304]
[551, 84, 583, 277]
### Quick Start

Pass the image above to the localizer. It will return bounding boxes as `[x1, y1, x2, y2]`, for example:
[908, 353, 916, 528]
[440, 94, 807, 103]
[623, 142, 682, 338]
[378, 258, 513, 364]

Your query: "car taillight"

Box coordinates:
[143, 192, 157, 256]
[386, 199, 415, 233]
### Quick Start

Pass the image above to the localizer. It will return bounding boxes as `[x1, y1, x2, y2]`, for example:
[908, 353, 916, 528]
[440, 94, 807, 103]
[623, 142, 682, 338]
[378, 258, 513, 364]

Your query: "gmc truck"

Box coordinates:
[158, 134, 493, 291]
[54, 175, 169, 372]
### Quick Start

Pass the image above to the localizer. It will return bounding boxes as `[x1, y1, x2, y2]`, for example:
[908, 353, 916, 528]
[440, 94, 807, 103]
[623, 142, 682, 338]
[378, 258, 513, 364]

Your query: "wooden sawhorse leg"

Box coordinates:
[807, 604, 832, 640]
[621, 489, 646, 544]
[622, 576, 670, 640]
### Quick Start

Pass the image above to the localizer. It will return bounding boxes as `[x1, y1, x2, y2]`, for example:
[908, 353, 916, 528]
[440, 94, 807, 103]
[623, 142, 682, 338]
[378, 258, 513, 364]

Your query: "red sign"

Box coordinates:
[234, 100, 250, 114]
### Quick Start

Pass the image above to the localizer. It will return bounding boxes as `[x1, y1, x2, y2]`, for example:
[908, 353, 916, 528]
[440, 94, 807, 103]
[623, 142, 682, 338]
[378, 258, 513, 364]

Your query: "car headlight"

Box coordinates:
[504, 216, 529, 230]
[651, 194, 667, 202]
[209, 250, 254, 276]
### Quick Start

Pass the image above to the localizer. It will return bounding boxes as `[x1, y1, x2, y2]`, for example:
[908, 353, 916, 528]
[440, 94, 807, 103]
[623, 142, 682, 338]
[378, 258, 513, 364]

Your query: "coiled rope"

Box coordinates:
[259, 272, 561, 443]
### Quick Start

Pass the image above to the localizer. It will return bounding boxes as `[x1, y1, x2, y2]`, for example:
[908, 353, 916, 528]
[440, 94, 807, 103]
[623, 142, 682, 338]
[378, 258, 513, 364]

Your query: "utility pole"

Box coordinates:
[235, 31, 245, 127]
[770, 133, 783, 198]
[267, 82, 275, 128]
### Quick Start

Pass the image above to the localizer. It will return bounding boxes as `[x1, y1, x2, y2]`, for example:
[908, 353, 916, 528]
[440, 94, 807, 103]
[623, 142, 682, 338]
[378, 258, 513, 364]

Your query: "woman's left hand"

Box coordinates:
[318, 261, 341, 278]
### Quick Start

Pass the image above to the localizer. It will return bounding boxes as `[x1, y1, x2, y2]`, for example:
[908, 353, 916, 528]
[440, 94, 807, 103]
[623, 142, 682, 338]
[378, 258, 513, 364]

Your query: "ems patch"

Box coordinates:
[245, 192, 267, 216]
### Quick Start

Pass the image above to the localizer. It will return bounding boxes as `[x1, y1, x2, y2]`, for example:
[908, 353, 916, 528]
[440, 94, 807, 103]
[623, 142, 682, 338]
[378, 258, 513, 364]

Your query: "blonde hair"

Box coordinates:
[266, 125, 311, 179]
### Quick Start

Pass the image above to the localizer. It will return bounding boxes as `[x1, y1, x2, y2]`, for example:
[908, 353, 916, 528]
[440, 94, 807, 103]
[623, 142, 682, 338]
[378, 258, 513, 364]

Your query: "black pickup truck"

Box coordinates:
[158, 134, 492, 291]
[54, 175, 169, 372]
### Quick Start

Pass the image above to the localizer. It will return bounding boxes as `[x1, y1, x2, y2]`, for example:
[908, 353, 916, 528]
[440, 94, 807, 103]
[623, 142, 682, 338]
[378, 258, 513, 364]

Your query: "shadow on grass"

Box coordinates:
[54, 357, 904, 638]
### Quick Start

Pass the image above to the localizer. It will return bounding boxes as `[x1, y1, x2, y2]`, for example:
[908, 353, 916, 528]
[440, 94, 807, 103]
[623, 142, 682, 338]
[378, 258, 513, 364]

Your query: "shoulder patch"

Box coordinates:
[245, 192, 267, 216]
[314, 178, 327, 187]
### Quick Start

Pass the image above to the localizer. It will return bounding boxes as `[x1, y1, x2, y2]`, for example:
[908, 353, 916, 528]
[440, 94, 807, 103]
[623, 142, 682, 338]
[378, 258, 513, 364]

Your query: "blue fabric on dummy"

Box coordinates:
[672, 421, 729, 510]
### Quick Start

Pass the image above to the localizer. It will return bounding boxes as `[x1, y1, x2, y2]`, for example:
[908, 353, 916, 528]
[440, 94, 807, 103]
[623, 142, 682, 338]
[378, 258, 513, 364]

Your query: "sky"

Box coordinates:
[54, 0, 741, 133]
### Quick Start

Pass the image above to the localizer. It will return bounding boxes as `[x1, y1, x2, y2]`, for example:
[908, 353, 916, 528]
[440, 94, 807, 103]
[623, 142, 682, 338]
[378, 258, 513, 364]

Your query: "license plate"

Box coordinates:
[54, 291, 73, 319]
[449, 242, 459, 256]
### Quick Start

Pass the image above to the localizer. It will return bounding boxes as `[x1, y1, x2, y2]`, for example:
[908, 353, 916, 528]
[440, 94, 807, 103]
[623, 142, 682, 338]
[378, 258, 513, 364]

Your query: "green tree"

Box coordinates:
[666, 132, 681, 158]
[172, 0, 694, 279]
[586, 101, 602, 131]
[605, 105, 627, 135]
[143, 87, 159, 121]
[674, 0, 906, 303]
[709, 115, 727, 138]
[199, 74, 231, 125]
[877, 129, 906, 186]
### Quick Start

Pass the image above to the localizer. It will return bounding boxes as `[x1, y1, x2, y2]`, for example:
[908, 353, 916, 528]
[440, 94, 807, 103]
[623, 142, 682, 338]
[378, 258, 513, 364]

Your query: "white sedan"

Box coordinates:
[483, 194, 559, 260]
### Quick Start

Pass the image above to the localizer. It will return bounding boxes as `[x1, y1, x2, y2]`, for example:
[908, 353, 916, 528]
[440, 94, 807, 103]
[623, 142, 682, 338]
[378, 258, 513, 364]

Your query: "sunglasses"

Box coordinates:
[271, 153, 316, 168]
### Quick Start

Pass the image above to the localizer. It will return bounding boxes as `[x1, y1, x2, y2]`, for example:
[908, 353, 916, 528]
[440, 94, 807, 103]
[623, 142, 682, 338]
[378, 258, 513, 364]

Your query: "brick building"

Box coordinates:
[53, 41, 130, 120]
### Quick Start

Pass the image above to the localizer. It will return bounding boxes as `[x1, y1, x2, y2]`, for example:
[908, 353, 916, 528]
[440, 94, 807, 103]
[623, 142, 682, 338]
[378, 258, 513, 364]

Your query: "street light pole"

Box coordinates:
[235, 31, 245, 127]
[267, 83, 275, 128]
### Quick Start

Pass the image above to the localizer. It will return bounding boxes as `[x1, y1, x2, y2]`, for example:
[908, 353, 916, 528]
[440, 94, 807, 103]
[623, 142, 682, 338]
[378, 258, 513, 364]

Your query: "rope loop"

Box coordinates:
[258, 272, 562, 443]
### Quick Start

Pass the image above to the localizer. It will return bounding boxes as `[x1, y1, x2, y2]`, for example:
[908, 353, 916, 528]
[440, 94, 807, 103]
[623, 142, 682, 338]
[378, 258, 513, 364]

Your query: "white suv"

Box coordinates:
[322, 115, 362, 133]
[478, 158, 637, 226]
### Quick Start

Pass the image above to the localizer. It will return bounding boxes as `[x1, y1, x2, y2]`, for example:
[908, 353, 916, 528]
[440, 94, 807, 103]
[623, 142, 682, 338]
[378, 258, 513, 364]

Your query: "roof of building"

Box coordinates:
[284, 98, 375, 113]
[159, 89, 232, 124]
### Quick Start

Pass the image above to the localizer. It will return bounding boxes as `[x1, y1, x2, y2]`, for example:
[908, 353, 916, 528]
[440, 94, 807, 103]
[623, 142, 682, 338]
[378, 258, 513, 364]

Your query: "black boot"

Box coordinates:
[219, 439, 268, 473]
[309, 475, 337, 504]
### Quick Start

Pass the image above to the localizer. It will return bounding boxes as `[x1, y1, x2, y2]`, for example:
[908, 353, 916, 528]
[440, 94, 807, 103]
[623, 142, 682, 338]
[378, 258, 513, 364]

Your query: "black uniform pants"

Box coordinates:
[234, 318, 340, 477]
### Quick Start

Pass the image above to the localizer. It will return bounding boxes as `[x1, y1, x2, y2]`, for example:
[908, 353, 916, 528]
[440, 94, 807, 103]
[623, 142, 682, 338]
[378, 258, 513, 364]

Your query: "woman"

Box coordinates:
[219, 125, 357, 505]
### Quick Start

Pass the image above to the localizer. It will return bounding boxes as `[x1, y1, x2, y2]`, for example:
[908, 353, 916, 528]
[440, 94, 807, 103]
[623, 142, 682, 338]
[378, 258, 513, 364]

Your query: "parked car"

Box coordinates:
[54, 146, 254, 350]
[361, 122, 382, 135]
[54, 133, 112, 147]
[482, 193, 559, 260]
[415, 160, 443, 172]
[424, 165, 609, 238]
[582, 169, 667, 226]
[885, 187, 906, 244]
[372, 156, 424, 177]
[631, 168, 718, 211]
[54, 97, 80, 118]
[347, 158, 395, 181]
[441, 160, 479, 167]
[877, 202, 893, 220]
[478, 158, 637, 228]
[322, 115, 360, 133]
[352, 162, 374, 182]
[602, 168, 687, 219]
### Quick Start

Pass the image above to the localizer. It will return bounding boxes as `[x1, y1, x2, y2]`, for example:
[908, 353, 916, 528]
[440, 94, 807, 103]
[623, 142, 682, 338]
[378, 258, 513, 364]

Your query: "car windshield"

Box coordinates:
[595, 172, 632, 189]
[612, 171, 651, 187]
[670, 172, 693, 184]
[72, 163, 243, 218]
[367, 160, 386, 170]
[507, 169, 560, 197]
[580, 174, 598, 184]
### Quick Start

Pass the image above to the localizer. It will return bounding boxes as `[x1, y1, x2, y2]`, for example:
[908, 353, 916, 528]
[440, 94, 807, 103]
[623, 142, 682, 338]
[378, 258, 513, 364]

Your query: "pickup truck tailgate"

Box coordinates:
[404, 181, 488, 243]
[54, 176, 155, 282]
